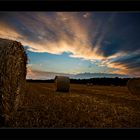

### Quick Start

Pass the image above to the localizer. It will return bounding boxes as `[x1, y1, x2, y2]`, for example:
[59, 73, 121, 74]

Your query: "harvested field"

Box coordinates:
[8, 82, 140, 128]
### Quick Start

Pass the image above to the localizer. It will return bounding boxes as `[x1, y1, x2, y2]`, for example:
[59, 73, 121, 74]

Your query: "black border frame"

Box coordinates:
[0, 0, 140, 140]
[0, 1, 140, 11]
[0, 128, 140, 139]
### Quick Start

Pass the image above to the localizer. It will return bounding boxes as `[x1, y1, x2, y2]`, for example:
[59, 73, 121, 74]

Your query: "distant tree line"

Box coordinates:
[27, 77, 130, 86]
[70, 77, 130, 86]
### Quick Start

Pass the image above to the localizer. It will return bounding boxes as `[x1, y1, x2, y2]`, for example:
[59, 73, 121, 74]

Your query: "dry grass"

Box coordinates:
[8, 83, 140, 128]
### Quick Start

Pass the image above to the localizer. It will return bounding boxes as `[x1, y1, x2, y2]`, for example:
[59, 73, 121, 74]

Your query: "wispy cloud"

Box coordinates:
[27, 66, 74, 80]
[106, 52, 140, 77]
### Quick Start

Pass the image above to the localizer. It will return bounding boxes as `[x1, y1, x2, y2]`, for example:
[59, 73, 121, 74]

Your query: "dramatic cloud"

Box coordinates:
[0, 12, 103, 60]
[0, 12, 140, 77]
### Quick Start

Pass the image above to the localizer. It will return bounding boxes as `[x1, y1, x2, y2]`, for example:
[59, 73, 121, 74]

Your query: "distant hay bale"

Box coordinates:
[0, 38, 27, 124]
[127, 78, 140, 97]
[55, 76, 70, 92]
[86, 83, 93, 86]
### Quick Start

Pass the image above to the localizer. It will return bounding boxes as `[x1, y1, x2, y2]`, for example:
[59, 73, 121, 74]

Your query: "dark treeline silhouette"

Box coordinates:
[70, 77, 130, 86]
[27, 77, 130, 86]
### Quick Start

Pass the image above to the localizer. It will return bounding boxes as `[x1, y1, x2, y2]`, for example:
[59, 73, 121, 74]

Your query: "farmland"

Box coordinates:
[8, 82, 140, 128]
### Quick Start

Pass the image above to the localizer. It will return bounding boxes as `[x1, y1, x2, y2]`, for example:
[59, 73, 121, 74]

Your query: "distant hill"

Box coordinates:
[27, 70, 130, 80]
[73, 72, 129, 79]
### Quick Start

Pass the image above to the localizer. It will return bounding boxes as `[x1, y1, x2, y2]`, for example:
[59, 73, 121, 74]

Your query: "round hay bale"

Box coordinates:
[127, 78, 140, 97]
[55, 76, 70, 92]
[86, 83, 93, 86]
[0, 38, 27, 124]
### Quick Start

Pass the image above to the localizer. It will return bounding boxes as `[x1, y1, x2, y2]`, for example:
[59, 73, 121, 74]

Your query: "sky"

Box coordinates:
[0, 12, 140, 79]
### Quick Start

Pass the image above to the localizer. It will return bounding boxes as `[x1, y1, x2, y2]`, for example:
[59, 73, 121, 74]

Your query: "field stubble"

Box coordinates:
[9, 83, 140, 128]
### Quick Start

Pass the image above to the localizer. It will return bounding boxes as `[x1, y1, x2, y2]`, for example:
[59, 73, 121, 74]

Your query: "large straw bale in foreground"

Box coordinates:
[55, 76, 70, 92]
[0, 38, 27, 124]
[127, 78, 140, 97]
